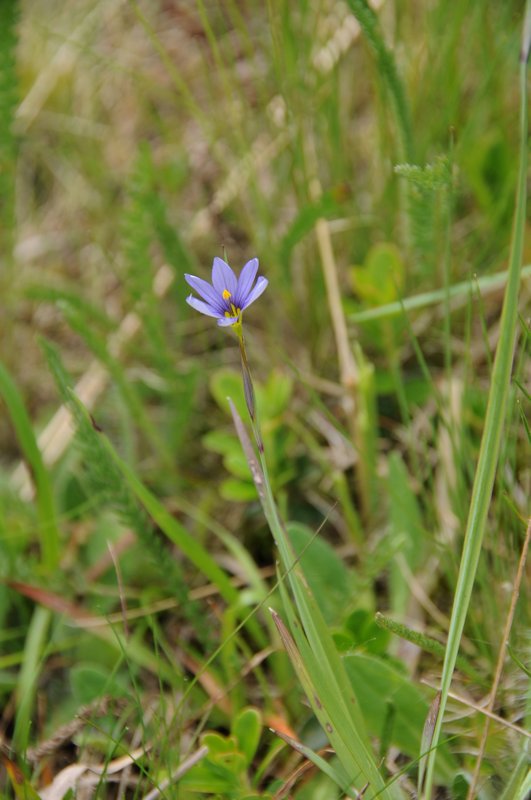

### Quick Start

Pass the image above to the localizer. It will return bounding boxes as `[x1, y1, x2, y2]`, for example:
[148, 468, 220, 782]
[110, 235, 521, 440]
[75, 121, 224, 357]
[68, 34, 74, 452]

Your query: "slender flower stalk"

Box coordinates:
[238, 336, 258, 424]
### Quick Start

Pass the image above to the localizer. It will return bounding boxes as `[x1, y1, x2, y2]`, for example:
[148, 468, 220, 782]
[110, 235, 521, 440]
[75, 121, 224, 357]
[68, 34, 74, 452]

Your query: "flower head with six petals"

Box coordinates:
[185, 257, 268, 327]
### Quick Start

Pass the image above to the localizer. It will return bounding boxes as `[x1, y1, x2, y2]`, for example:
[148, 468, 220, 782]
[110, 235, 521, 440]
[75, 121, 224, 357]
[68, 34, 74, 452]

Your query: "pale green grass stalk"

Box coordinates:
[422, 8, 530, 795]
[349, 263, 531, 323]
[500, 752, 530, 800]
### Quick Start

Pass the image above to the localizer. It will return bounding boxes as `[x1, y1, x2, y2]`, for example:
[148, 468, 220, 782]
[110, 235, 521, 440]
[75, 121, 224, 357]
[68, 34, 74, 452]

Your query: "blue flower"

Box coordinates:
[185, 257, 268, 327]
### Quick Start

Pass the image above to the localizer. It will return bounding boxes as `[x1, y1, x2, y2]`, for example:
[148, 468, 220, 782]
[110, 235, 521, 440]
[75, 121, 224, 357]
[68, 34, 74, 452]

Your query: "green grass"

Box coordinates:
[0, 1, 529, 798]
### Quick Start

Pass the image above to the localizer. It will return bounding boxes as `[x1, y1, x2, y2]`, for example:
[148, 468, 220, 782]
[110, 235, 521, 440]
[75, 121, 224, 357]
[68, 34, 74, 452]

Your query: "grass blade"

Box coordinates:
[12, 606, 51, 753]
[0, 362, 60, 571]
[422, 8, 530, 795]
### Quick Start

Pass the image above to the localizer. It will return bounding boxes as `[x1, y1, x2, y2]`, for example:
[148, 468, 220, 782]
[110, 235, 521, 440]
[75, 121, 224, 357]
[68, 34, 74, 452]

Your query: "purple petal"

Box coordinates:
[236, 258, 259, 305]
[186, 295, 222, 318]
[212, 257, 237, 296]
[185, 274, 224, 312]
[240, 276, 268, 309]
[217, 315, 239, 327]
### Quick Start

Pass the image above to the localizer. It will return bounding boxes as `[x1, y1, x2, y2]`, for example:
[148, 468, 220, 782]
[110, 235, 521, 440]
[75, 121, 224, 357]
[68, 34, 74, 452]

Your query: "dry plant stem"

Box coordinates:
[313, 214, 358, 391]
[304, 136, 366, 516]
[303, 137, 357, 388]
[466, 516, 531, 799]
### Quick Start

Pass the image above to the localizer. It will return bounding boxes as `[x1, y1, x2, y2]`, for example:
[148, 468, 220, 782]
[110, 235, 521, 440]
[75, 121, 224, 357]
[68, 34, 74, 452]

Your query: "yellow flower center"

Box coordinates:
[224, 302, 241, 322]
[221, 291, 241, 324]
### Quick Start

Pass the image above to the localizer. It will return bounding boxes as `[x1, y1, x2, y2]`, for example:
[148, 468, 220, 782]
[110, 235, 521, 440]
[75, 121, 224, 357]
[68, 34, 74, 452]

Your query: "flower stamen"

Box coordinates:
[222, 289, 232, 300]
[224, 303, 241, 322]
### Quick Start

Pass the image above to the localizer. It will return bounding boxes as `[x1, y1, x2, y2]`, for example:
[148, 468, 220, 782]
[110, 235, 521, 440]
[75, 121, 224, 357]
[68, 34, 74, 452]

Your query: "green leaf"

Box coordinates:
[202, 732, 238, 756]
[262, 371, 293, 417]
[202, 429, 240, 457]
[179, 762, 237, 793]
[350, 243, 405, 307]
[345, 609, 390, 655]
[232, 707, 262, 766]
[200, 732, 247, 777]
